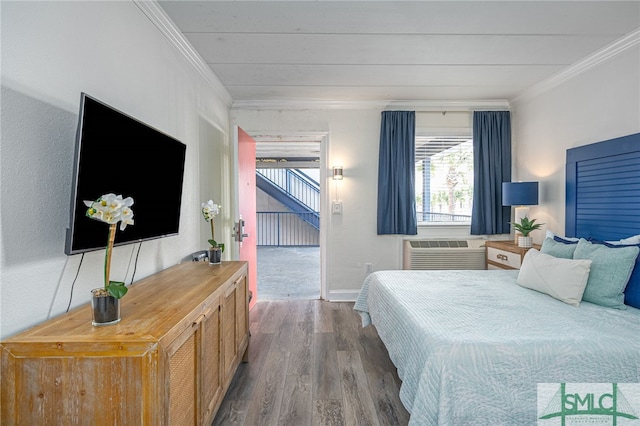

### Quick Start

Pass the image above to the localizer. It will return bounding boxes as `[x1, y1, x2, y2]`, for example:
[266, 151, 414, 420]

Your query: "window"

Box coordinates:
[415, 136, 473, 224]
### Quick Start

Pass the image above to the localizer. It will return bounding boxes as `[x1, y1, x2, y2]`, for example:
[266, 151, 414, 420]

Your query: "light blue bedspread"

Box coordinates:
[353, 270, 640, 425]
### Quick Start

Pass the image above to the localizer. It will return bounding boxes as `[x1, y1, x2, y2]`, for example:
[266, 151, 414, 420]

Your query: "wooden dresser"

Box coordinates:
[485, 240, 541, 270]
[1, 260, 249, 425]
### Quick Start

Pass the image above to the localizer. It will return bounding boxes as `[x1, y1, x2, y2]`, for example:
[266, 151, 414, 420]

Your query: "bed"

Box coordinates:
[354, 133, 640, 425]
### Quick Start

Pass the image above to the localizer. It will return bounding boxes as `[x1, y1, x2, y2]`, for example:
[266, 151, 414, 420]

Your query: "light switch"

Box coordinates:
[332, 201, 343, 214]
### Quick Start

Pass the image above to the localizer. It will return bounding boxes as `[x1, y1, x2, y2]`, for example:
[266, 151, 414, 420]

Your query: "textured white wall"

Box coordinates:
[1, 2, 231, 338]
[512, 44, 640, 242]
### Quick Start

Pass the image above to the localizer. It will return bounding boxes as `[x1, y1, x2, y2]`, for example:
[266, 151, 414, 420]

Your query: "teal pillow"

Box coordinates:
[573, 239, 639, 309]
[540, 237, 577, 259]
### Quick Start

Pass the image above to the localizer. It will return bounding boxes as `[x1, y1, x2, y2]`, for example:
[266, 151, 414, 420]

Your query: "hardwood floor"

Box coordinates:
[212, 300, 410, 426]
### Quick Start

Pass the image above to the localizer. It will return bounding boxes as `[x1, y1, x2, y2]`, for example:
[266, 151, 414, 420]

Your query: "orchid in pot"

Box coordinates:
[202, 200, 225, 264]
[84, 193, 134, 325]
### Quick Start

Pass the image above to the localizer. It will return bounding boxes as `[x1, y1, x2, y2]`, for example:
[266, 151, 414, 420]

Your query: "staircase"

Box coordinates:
[256, 169, 320, 246]
[256, 169, 319, 229]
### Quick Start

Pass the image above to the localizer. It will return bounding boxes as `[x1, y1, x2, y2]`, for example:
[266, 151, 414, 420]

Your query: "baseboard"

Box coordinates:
[325, 289, 360, 302]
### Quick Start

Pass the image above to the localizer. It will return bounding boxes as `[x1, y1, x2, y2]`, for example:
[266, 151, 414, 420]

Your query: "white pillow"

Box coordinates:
[517, 249, 592, 306]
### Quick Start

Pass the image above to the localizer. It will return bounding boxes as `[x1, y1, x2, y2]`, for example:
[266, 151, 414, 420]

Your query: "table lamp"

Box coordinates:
[502, 181, 539, 243]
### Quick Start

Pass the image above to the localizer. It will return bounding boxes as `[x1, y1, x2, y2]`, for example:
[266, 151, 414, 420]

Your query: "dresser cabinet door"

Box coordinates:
[167, 323, 198, 425]
[201, 301, 223, 425]
[221, 283, 239, 385]
[235, 274, 249, 361]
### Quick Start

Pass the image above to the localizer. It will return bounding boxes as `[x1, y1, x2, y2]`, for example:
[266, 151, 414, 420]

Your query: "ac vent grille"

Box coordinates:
[403, 239, 486, 270]
[409, 240, 470, 249]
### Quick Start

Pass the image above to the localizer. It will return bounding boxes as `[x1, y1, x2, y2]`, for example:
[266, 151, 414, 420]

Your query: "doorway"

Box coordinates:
[252, 133, 326, 300]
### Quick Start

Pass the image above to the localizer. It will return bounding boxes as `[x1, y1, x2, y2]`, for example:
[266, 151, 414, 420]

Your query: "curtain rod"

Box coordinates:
[385, 109, 510, 115]
[415, 111, 470, 115]
[414, 109, 510, 115]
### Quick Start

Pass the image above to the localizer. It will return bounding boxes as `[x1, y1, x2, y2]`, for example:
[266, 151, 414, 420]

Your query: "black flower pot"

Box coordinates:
[208, 247, 222, 264]
[91, 289, 121, 326]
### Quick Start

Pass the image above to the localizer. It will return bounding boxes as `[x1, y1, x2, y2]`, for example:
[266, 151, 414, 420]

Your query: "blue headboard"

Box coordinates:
[565, 132, 640, 240]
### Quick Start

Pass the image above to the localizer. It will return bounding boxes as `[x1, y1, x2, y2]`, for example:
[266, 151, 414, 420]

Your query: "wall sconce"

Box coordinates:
[502, 181, 539, 242]
[331, 166, 343, 214]
[332, 166, 343, 180]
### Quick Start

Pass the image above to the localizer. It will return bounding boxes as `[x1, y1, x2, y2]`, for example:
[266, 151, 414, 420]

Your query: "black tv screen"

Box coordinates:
[65, 93, 187, 255]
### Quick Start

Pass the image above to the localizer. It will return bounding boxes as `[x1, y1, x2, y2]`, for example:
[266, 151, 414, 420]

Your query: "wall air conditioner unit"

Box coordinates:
[403, 239, 486, 270]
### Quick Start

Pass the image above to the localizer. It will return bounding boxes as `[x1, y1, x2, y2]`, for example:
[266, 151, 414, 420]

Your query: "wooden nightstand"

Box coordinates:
[485, 240, 541, 270]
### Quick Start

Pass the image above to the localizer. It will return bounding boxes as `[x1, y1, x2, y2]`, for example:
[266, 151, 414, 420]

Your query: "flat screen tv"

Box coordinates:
[65, 93, 187, 255]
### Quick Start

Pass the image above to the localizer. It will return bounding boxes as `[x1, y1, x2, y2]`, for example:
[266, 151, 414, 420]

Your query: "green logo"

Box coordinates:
[538, 383, 639, 425]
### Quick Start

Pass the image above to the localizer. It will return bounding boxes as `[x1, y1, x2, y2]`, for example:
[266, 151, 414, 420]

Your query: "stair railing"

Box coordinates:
[257, 168, 319, 212]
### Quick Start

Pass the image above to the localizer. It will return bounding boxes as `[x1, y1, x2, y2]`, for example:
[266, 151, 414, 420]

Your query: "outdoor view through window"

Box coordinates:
[415, 136, 473, 223]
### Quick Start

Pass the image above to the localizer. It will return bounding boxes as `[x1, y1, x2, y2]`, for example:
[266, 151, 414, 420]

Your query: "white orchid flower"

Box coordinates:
[84, 194, 135, 227]
[119, 206, 135, 230]
[201, 199, 221, 221]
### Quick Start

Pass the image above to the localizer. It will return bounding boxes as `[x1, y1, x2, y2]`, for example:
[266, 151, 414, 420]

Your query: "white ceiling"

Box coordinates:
[157, 0, 639, 105]
[153, 1, 639, 161]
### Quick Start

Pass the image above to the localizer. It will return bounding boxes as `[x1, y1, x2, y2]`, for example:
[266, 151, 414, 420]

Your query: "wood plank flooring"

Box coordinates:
[212, 300, 410, 426]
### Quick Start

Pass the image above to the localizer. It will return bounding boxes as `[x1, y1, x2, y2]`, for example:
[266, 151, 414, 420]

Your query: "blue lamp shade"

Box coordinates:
[502, 182, 539, 206]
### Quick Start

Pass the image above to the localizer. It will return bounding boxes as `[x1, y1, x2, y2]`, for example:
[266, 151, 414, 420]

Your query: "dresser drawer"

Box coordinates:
[487, 247, 522, 269]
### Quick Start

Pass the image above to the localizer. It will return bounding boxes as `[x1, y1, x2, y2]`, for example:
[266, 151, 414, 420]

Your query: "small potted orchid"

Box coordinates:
[84, 193, 134, 325]
[202, 200, 225, 264]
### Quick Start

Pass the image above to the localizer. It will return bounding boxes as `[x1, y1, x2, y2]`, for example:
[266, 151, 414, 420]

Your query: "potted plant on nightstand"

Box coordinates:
[509, 216, 543, 248]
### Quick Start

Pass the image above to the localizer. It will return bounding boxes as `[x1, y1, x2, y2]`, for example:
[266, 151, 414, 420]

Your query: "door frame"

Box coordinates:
[234, 130, 329, 300]
[318, 132, 328, 301]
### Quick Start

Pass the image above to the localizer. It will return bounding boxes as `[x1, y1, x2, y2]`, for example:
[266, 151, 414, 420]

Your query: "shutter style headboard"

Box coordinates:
[565, 133, 640, 240]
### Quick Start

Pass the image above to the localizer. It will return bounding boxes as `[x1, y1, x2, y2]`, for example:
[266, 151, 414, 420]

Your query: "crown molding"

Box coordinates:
[134, 0, 233, 107]
[231, 99, 510, 111]
[513, 28, 640, 105]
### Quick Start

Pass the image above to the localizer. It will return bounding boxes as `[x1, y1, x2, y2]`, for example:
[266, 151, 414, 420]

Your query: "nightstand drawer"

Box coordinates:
[487, 247, 522, 269]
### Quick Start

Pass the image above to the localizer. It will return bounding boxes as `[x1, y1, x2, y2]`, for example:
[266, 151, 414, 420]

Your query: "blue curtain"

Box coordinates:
[377, 111, 417, 235]
[471, 111, 512, 234]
